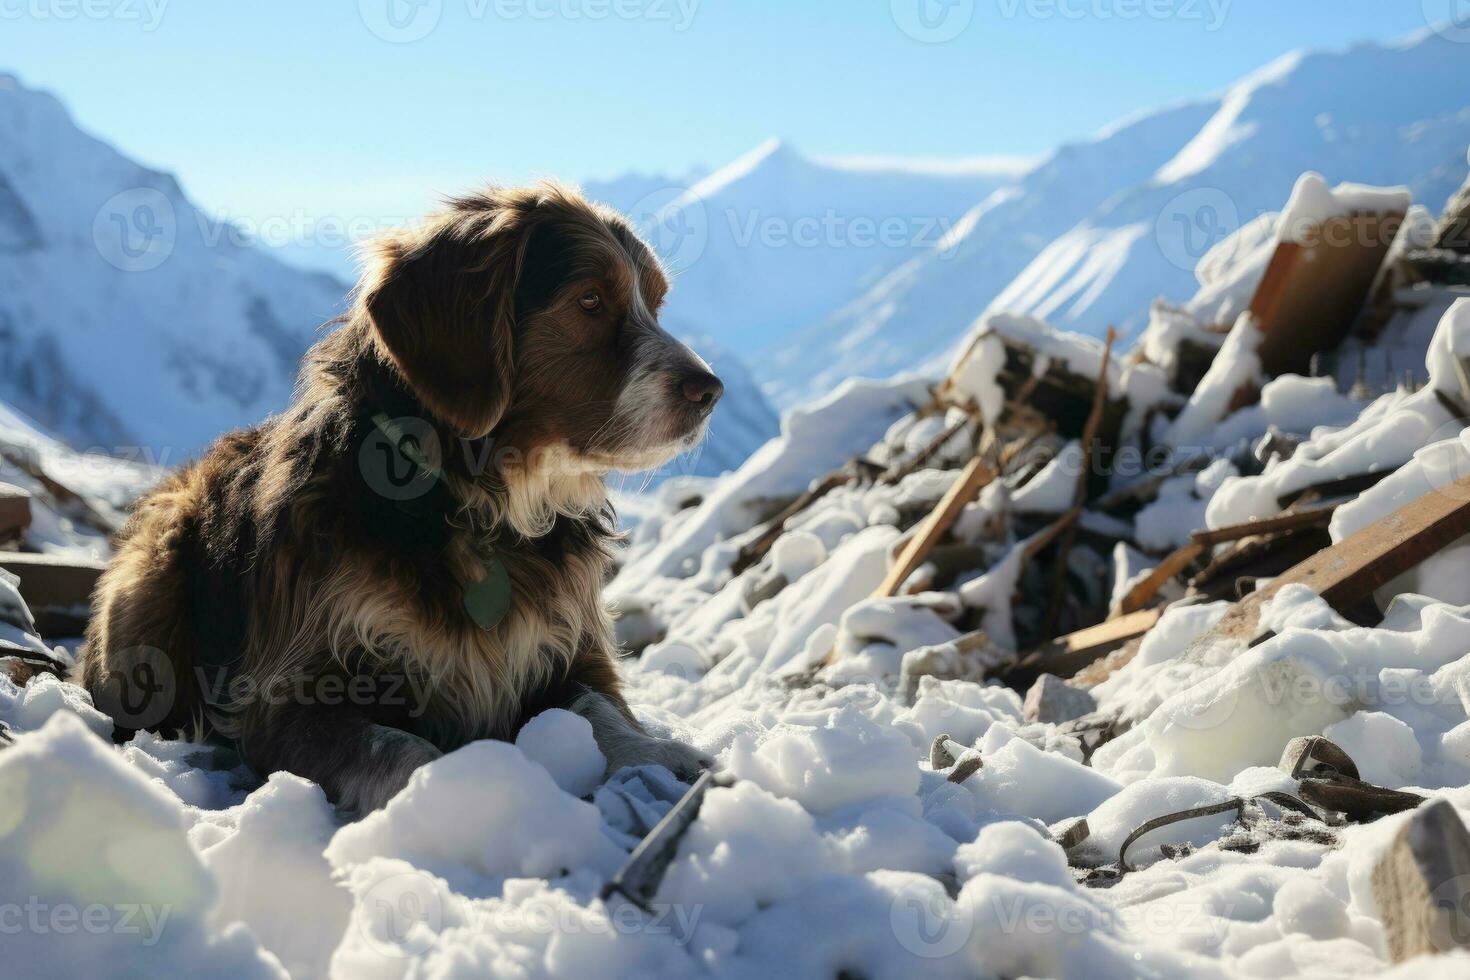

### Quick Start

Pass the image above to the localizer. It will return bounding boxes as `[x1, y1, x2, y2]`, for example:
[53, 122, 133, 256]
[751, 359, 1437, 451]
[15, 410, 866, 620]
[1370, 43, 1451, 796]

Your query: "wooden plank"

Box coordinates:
[1250, 210, 1406, 377]
[872, 430, 999, 599]
[1192, 472, 1470, 650]
[1072, 637, 1146, 687]
[1113, 541, 1204, 617]
[1189, 504, 1338, 547]
[1276, 468, 1397, 510]
[1247, 240, 1304, 335]
[1014, 606, 1164, 679]
[1188, 526, 1328, 599]
[0, 551, 106, 638]
[0, 483, 31, 542]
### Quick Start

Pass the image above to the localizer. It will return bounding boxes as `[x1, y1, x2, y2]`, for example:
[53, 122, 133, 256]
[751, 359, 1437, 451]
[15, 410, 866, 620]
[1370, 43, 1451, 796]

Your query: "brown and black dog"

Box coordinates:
[80, 182, 720, 814]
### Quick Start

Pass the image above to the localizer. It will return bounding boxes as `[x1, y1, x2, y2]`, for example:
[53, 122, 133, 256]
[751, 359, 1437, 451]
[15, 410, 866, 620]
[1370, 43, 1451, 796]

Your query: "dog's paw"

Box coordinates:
[605, 736, 714, 783]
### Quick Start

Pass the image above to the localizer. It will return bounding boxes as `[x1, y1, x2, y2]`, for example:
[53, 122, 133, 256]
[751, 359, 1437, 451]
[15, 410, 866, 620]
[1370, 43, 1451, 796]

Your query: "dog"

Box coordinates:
[79, 182, 720, 814]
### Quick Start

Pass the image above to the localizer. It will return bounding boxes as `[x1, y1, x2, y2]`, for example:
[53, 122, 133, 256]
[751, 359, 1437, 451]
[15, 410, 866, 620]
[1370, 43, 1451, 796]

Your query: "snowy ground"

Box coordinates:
[6, 172, 1470, 978]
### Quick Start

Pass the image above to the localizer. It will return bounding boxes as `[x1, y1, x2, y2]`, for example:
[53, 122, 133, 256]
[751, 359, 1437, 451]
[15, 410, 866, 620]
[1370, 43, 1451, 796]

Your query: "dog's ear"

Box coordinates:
[361, 214, 525, 439]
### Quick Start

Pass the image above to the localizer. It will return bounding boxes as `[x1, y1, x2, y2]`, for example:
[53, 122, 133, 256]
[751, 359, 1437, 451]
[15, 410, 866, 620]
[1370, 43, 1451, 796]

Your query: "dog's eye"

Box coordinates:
[578, 291, 602, 313]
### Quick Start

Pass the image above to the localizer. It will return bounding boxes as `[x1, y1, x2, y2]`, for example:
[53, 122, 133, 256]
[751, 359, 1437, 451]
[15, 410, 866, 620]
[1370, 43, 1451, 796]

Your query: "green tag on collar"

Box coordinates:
[463, 555, 513, 631]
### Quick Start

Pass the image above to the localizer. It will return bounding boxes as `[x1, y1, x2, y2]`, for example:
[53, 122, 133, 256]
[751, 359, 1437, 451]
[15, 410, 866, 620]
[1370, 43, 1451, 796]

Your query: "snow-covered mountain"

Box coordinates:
[771, 31, 1470, 404]
[593, 31, 1470, 410]
[0, 73, 349, 457]
[584, 140, 1028, 355]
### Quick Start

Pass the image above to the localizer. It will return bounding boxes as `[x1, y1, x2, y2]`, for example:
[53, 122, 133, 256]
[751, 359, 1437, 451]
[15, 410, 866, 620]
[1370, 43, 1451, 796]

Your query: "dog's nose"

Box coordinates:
[681, 372, 724, 408]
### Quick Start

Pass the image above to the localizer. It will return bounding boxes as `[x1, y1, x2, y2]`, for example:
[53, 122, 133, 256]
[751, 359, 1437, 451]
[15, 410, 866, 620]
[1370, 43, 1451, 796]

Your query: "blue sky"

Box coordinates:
[3, 1, 1443, 228]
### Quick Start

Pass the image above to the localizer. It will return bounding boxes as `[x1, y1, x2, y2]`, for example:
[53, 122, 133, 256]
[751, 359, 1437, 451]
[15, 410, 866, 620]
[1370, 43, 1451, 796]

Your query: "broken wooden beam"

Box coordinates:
[991, 337, 1128, 447]
[872, 429, 999, 600]
[1021, 507, 1084, 563]
[602, 770, 731, 911]
[1187, 525, 1331, 599]
[1012, 606, 1164, 680]
[731, 461, 878, 576]
[1189, 472, 1470, 651]
[1276, 468, 1398, 510]
[1189, 504, 1339, 547]
[879, 407, 976, 486]
[1113, 541, 1204, 618]
[0, 552, 105, 638]
[0, 448, 119, 535]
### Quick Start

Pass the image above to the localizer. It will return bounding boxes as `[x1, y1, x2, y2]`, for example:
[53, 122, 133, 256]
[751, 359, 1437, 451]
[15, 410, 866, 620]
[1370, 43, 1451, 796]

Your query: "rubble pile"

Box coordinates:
[608, 164, 1470, 969]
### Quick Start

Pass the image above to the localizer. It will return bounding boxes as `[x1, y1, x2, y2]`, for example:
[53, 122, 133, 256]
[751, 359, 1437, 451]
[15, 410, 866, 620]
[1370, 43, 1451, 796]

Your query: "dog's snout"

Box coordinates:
[680, 371, 724, 409]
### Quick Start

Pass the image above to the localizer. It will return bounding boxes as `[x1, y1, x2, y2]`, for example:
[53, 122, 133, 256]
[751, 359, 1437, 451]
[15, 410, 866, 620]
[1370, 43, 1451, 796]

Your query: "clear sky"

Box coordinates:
[2, 0, 1443, 228]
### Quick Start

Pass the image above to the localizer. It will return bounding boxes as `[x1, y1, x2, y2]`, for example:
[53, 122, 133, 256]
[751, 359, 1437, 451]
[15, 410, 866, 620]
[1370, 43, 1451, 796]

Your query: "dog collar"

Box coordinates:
[369, 412, 512, 632]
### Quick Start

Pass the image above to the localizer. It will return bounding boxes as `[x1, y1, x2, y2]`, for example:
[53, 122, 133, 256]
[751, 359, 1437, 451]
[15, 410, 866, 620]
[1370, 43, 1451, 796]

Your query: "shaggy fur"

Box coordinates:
[79, 183, 721, 813]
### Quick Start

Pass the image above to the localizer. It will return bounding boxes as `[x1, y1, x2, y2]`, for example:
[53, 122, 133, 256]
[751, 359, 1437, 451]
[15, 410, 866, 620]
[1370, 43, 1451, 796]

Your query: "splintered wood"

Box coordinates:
[1015, 607, 1163, 679]
[1112, 542, 1203, 618]
[872, 428, 1000, 600]
[1191, 473, 1470, 650]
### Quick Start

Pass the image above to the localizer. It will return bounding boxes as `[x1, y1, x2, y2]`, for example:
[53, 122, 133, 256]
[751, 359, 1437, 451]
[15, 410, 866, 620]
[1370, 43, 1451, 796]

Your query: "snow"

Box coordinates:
[0, 714, 288, 978]
[1276, 172, 1411, 244]
[0, 397, 161, 559]
[323, 740, 623, 886]
[1011, 440, 1083, 514]
[515, 710, 607, 800]
[198, 775, 350, 979]
[1164, 313, 1264, 447]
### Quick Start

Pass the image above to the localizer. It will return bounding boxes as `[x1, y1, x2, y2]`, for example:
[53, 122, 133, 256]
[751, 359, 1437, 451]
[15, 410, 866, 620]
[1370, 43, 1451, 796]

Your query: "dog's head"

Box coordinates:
[358, 182, 722, 477]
